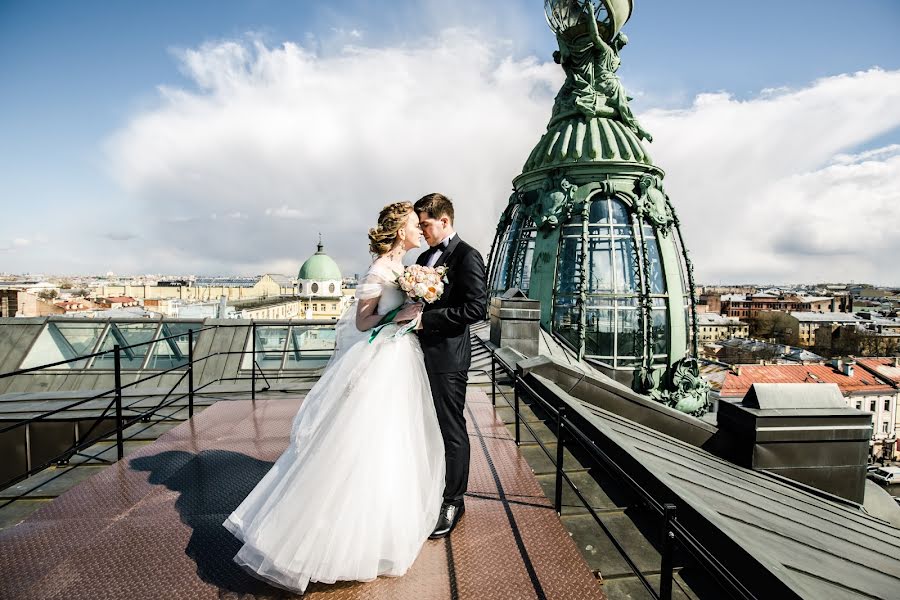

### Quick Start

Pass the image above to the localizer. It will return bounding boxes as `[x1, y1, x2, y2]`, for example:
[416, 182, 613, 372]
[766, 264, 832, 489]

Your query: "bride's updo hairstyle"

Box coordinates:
[368, 201, 413, 256]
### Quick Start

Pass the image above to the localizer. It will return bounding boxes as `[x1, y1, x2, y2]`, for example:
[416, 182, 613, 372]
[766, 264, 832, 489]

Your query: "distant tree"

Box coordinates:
[37, 289, 58, 300]
[831, 326, 899, 357]
[751, 312, 798, 346]
[59, 281, 73, 290]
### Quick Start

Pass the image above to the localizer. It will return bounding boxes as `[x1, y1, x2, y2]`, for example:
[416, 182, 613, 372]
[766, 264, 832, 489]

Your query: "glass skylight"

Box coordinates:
[92, 323, 159, 370]
[20, 322, 108, 369]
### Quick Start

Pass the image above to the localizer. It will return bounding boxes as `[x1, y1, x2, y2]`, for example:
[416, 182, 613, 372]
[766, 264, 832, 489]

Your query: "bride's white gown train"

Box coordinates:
[224, 263, 445, 594]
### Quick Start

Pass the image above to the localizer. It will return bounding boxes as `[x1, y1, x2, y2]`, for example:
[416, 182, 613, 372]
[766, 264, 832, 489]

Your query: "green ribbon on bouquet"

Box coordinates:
[368, 306, 403, 344]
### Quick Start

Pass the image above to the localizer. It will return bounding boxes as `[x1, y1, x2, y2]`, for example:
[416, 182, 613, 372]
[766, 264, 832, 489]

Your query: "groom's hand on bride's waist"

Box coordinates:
[393, 302, 424, 324]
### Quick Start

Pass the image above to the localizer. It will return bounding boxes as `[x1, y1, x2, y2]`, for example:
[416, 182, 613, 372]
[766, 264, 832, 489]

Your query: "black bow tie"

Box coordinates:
[427, 240, 449, 255]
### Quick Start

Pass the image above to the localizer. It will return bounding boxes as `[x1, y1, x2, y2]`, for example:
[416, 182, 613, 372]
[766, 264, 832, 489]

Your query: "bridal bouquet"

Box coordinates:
[397, 265, 448, 304]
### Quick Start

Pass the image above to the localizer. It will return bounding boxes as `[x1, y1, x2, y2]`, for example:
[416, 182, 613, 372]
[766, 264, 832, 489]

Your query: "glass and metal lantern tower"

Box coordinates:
[487, 0, 710, 415]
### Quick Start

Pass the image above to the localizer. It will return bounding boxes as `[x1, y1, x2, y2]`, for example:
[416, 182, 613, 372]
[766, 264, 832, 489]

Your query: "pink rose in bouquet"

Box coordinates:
[398, 265, 448, 304]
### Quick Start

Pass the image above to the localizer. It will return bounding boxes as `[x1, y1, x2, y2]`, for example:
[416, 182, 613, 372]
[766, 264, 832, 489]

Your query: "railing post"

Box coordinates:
[114, 344, 124, 461]
[187, 329, 194, 418]
[251, 322, 257, 401]
[554, 404, 566, 515]
[513, 374, 521, 446]
[491, 352, 497, 407]
[660, 503, 677, 600]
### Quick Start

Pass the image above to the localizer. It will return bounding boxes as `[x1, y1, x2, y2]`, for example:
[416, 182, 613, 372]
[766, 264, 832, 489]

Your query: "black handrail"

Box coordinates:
[481, 339, 755, 600]
[0, 320, 335, 378]
[0, 320, 337, 494]
[0, 324, 220, 379]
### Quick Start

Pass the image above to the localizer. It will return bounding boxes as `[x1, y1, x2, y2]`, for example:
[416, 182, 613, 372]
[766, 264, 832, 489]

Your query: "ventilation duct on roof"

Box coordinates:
[717, 383, 871, 503]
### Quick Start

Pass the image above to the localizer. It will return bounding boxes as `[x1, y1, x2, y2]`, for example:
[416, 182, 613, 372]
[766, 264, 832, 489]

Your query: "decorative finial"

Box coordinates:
[317, 233, 324, 253]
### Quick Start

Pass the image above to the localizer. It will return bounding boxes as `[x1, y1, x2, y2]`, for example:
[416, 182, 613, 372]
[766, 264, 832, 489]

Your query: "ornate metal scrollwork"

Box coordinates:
[649, 357, 711, 417]
[635, 175, 674, 236]
[525, 176, 579, 236]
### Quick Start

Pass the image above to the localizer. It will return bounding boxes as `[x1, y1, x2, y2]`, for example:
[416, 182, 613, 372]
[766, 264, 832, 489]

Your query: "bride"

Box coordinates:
[224, 201, 445, 594]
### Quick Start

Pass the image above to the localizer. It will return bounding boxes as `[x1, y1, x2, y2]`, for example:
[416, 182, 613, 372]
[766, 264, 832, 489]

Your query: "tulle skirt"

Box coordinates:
[224, 325, 445, 594]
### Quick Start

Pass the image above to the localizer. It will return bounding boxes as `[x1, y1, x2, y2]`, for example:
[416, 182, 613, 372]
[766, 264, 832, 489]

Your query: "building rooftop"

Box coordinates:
[260, 274, 294, 286]
[790, 311, 860, 323]
[0, 389, 605, 599]
[857, 358, 900, 386]
[697, 312, 741, 325]
[572, 399, 900, 599]
[720, 363, 895, 398]
[298, 242, 342, 281]
[3, 316, 900, 598]
[102, 296, 138, 303]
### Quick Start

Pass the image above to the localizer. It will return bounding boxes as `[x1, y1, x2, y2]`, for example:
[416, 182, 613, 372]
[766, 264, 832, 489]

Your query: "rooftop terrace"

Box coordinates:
[1, 319, 899, 599]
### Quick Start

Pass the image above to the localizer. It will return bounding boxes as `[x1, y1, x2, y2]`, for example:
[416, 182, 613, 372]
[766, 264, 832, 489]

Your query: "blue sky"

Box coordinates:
[1, 1, 899, 283]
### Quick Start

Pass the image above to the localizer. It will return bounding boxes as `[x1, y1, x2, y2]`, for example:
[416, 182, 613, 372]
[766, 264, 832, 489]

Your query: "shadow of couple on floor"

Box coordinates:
[130, 449, 300, 598]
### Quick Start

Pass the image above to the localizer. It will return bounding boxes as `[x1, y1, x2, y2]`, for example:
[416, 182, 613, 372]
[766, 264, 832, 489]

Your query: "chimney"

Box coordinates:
[831, 297, 837, 312]
[894, 356, 899, 368]
[489, 288, 540, 357]
[843, 360, 855, 378]
[717, 383, 871, 503]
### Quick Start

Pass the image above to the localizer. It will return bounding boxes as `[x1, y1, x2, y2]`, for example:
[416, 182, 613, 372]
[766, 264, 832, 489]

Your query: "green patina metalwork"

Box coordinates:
[486, 0, 710, 415]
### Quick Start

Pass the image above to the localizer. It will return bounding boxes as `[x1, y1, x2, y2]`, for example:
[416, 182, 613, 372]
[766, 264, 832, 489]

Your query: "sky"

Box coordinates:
[1, 0, 899, 285]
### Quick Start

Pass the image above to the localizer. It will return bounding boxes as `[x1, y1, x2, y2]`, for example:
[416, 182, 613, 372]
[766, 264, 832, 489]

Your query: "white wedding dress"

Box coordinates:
[224, 262, 445, 594]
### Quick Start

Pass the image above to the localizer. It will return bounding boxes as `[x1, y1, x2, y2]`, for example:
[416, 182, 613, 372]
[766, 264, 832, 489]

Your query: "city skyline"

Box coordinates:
[2, 1, 899, 284]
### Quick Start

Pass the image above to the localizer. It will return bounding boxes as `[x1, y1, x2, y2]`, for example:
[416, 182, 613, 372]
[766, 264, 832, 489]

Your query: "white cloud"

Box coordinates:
[107, 30, 561, 276]
[264, 205, 305, 219]
[0, 237, 39, 253]
[107, 32, 900, 284]
[642, 68, 900, 285]
[832, 144, 900, 165]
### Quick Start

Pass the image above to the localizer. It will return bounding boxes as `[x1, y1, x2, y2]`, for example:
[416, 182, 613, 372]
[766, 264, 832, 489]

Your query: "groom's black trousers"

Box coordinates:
[428, 370, 470, 507]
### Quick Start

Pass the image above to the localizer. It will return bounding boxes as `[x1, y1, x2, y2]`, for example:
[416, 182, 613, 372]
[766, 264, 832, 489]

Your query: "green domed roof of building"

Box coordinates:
[298, 240, 342, 281]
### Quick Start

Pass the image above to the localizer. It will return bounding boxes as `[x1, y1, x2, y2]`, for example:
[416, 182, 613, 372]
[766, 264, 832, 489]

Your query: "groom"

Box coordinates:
[398, 192, 487, 538]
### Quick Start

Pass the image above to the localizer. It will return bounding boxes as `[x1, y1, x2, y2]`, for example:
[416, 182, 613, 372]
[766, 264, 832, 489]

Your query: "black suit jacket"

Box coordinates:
[416, 235, 487, 373]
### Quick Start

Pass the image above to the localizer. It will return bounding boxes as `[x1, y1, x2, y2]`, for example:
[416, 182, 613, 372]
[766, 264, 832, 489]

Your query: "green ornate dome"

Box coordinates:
[298, 241, 342, 281]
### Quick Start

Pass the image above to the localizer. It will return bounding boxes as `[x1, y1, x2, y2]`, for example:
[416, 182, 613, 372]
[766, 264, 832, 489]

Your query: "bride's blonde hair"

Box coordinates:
[368, 201, 413, 256]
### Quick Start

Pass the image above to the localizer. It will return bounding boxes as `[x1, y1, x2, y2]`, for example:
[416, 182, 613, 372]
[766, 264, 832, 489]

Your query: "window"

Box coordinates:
[883, 422, 890, 434]
[553, 196, 673, 368]
[489, 205, 538, 295]
[92, 323, 159, 370]
[311, 283, 319, 294]
[331, 304, 337, 310]
[146, 322, 199, 370]
[20, 321, 107, 369]
[885, 399, 891, 412]
[283, 326, 336, 369]
[856, 400, 862, 410]
[329, 283, 336, 293]
[242, 326, 289, 370]
[313, 304, 318, 312]
[870, 400, 877, 412]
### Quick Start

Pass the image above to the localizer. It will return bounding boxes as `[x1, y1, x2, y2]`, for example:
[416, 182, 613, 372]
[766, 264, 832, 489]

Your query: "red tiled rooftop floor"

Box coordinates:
[0, 388, 604, 600]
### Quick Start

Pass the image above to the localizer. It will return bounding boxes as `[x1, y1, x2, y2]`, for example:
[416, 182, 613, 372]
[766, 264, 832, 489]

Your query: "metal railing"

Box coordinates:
[0, 321, 335, 496]
[482, 342, 755, 600]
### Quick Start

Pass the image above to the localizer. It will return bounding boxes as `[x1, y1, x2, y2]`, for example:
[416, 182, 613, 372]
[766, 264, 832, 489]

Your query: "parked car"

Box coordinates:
[867, 466, 900, 485]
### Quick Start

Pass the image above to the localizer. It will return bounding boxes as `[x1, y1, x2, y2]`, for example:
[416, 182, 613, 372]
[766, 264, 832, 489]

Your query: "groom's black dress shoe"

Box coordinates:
[429, 503, 464, 539]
